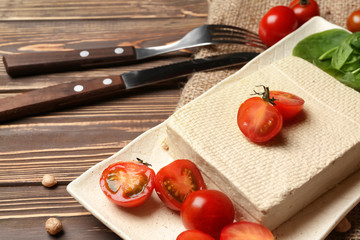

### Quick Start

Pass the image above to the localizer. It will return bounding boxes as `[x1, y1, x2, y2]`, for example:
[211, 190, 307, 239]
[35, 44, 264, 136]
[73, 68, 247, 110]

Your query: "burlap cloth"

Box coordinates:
[177, 0, 360, 239]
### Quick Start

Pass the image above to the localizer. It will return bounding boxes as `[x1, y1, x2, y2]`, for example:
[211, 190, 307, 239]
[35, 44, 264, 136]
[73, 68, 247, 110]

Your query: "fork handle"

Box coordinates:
[3, 46, 137, 77]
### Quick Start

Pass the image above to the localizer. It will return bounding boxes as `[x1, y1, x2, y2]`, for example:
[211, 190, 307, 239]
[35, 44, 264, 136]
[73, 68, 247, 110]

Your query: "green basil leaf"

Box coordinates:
[342, 72, 360, 91]
[341, 54, 360, 72]
[331, 34, 355, 70]
[293, 29, 350, 62]
[318, 47, 338, 60]
[350, 32, 360, 50]
[293, 29, 360, 92]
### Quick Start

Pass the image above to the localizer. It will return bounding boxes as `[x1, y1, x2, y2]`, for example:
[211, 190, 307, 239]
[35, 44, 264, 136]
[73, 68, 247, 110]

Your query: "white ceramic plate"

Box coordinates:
[67, 17, 360, 240]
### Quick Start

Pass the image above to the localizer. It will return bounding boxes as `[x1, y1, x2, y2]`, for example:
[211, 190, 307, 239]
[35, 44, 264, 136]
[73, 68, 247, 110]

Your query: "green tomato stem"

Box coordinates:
[290, 0, 310, 8]
[252, 85, 277, 105]
[299, 0, 310, 6]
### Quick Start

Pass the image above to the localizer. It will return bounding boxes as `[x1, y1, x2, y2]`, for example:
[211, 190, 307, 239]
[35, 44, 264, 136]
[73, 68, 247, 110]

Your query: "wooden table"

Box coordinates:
[0, 0, 207, 239]
[0, 1, 358, 239]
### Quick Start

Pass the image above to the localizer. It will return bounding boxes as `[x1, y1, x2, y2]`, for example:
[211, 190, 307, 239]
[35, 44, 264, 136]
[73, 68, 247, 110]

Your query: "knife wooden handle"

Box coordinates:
[0, 75, 125, 122]
[3, 46, 136, 77]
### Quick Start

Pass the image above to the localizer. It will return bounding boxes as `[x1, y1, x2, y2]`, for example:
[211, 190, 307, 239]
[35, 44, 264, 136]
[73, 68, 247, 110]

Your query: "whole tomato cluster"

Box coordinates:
[100, 158, 275, 239]
[259, 0, 320, 46]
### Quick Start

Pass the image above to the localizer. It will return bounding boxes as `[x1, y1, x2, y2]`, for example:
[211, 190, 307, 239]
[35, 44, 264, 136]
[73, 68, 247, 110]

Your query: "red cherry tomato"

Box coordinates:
[177, 230, 215, 240]
[269, 91, 305, 121]
[347, 9, 360, 33]
[220, 221, 274, 240]
[155, 159, 206, 211]
[99, 160, 155, 208]
[181, 190, 235, 239]
[237, 88, 283, 143]
[259, 6, 298, 46]
[289, 0, 320, 26]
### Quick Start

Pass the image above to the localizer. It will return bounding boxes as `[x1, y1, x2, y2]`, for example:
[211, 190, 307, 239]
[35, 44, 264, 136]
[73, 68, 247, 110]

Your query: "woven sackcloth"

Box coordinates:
[177, 0, 360, 239]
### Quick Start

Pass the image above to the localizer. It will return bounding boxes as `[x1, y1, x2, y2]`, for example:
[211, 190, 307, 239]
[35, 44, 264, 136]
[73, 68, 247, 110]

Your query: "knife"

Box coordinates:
[3, 46, 141, 77]
[2, 24, 264, 77]
[0, 52, 258, 123]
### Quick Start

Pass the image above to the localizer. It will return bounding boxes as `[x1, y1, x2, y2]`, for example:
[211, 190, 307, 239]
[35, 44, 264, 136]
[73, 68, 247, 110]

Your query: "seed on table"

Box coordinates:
[45, 217, 63, 235]
[42, 174, 57, 188]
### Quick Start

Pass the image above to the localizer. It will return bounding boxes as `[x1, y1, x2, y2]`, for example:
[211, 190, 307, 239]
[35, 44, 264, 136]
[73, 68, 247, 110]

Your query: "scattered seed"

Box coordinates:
[161, 138, 169, 151]
[45, 217, 63, 235]
[42, 174, 57, 188]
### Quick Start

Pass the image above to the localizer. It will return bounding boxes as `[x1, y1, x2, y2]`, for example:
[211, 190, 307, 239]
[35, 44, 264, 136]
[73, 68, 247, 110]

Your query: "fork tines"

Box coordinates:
[208, 24, 267, 49]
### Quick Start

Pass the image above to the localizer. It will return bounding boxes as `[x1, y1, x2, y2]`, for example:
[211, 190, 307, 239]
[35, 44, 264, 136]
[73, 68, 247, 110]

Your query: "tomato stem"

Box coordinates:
[289, 0, 310, 8]
[252, 85, 277, 105]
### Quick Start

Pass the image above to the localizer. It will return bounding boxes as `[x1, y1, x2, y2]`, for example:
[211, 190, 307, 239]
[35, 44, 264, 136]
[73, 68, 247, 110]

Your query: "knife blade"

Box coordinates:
[0, 52, 258, 123]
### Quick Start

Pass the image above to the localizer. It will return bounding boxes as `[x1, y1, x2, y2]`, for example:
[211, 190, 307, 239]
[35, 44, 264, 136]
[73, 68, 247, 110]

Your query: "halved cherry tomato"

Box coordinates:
[269, 91, 305, 121]
[289, 0, 320, 26]
[99, 160, 155, 208]
[220, 221, 274, 240]
[181, 190, 235, 239]
[177, 230, 215, 240]
[259, 6, 298, 46]
[155, 159, 206, 211]
[347, 9, 360, 33]
[237, 87, 283, 143]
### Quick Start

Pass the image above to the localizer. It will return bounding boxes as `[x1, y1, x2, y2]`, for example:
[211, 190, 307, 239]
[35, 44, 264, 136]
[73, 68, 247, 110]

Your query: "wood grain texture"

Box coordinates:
[0, 86, 182, 183]
[0, 0, 207, 20]
[0, 0, 207, 239]
[0, 185, 120, 239]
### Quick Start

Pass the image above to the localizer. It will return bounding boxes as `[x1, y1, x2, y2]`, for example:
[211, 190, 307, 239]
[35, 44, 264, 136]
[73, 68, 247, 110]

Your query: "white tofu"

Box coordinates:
[166, 56, 360, 230]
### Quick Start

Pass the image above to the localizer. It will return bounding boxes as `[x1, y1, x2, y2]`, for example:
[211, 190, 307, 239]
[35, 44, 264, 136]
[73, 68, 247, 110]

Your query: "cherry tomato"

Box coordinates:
[347, 9, 360, 33]
[155, 159, 206, 211]
[177, 230, 215, 240]
[220, 221, 274, 240]
[259, 6, 298, 46]
[269, 91, 305, 121]
[289, 0, 320, 26]
[181, 190, 235, 239]
[237, 87, 283, 143]
[99, 160, 155, 208]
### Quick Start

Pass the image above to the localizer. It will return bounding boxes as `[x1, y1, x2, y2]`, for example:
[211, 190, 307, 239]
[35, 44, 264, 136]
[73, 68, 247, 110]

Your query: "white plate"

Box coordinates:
[67, 17, 360, 240]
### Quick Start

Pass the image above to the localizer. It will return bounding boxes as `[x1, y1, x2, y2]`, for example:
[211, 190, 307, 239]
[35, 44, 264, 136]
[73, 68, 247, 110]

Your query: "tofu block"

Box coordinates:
[166, 56, 360, 230]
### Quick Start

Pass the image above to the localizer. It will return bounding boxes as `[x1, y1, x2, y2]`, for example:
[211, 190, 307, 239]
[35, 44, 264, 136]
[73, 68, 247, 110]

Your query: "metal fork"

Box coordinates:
[136, 24, 266, 59]
[3, 24, 266, 77]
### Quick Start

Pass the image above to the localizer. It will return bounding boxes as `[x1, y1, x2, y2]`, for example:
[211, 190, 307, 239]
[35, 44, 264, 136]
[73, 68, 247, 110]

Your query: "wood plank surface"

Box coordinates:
[0, 0, 207, 239]
[0, 85, 183, 184]
[0, 0, 207, 20]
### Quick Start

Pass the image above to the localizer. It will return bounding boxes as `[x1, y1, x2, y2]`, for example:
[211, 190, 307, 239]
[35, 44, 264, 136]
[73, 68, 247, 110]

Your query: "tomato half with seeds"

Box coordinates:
[269, 91, 305, 121]
[99, 161, 155, 208]
[177, 230, 215, 240]
[237, 92, 283, 143]
[155, 159, 206, 211]
[220, 221, 275, 240]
